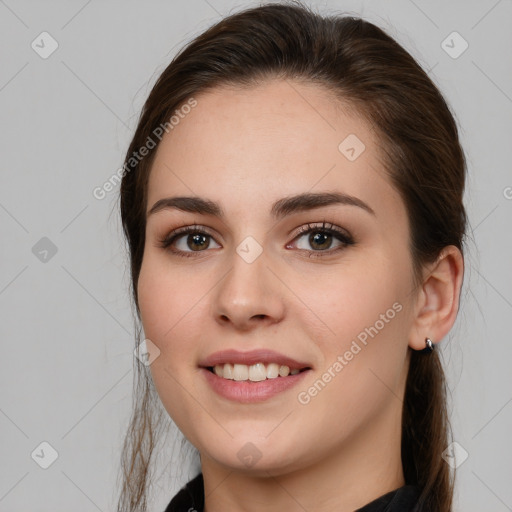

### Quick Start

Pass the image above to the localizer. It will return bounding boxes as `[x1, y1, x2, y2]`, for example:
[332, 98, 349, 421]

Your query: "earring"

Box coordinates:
[420, 337, 435, 353]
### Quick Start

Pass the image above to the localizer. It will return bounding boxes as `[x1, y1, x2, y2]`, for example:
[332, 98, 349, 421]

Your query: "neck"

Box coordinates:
[201, 399, 405, 512]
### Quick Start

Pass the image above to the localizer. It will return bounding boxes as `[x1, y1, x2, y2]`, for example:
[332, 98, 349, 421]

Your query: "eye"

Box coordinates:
[157, 225, 221, 258]
[158, 221, 354, 259]
[288, 221, 354, 257]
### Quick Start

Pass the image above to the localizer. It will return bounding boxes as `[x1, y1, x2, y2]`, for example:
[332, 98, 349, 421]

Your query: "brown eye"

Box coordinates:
[290, 222, 355, 256]
[186, 233, 211, 251]
[308, 231, 333, 250]
[158, 225, 221, 257]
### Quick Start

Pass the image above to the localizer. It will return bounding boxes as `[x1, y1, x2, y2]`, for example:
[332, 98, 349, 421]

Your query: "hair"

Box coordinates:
[116, 2, 467, 511]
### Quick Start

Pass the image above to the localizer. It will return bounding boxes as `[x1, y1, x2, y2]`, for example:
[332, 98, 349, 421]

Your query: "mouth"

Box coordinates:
[200, 364, 312, 403]
[204, 362, 311, 382]
[198, 348, 312, 402]
[198, 348, 312, 381]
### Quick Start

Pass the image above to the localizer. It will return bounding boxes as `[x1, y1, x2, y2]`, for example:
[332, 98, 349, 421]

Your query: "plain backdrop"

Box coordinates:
[1, 0, 511, 510]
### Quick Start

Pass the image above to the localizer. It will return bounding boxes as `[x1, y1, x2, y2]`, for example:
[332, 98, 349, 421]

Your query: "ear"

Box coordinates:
[408, 245, 464, 350]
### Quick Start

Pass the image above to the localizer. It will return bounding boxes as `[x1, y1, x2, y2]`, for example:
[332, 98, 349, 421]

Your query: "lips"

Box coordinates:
[198, 348, 312, 371]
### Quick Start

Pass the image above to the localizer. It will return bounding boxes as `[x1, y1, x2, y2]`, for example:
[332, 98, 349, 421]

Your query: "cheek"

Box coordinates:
[137, 261, 167, 340]
[137, 257, 209, 434]
[291, 255, 411, 396]
[291, 265, 410, 433]
[294, 255, 408, 342]
[137, 254, 197, 340]
[137, 256, 201, 390]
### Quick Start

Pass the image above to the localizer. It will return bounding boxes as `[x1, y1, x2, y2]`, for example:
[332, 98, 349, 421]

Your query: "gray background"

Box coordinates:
[1, 0, 511, 510]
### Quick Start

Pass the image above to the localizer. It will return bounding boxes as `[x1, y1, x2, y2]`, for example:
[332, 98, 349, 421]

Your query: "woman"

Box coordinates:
[117, 2, 466, 511]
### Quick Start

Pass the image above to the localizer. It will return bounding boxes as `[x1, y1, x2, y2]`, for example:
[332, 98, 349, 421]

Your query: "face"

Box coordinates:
[137, 79, 418, 476]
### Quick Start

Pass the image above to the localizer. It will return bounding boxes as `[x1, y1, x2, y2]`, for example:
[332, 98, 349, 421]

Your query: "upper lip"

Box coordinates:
[199, 349, 312, 371]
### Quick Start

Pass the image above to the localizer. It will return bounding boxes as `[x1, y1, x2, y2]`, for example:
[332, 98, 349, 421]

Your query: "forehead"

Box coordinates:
[146, 79, 401, 220]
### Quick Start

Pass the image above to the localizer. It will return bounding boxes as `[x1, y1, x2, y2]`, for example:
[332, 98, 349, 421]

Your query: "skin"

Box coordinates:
[137, 79, 464, 512]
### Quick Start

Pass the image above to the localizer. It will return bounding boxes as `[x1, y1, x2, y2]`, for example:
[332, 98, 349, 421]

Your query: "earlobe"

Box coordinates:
[408, 245, 464, 351]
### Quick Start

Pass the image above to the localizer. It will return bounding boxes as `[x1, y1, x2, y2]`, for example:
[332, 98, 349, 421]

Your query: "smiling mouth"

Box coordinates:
[206, 362, 311, 382]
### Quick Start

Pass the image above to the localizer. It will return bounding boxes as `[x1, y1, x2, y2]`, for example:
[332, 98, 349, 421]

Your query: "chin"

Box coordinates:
[198, 435, 310, 476]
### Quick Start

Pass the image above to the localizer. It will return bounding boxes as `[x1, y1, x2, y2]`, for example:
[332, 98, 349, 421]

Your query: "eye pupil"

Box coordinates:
[188, 234, 209, 251]
[310, 232, 331, 250]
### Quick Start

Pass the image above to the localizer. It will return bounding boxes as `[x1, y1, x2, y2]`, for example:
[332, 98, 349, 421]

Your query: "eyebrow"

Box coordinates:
[147, 191, 376, 219]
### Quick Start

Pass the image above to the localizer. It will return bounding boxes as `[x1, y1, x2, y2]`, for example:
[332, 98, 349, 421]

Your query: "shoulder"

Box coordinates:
[163, 473, 204, 512]
[164, 475, 426, 512]
[356, 484, 423, 512]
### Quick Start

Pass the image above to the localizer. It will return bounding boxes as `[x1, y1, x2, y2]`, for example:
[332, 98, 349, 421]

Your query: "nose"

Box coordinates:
[211, 246, 285, 331]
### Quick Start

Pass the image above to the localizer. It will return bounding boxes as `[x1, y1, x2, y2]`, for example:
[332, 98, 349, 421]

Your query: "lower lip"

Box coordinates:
[200, 367, 311, 403]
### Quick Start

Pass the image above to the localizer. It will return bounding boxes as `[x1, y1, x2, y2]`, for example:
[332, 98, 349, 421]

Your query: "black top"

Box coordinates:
[164, 473, 423, 512]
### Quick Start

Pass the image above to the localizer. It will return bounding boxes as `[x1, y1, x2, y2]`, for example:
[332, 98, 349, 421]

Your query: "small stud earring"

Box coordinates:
[420, 337, 435, 353]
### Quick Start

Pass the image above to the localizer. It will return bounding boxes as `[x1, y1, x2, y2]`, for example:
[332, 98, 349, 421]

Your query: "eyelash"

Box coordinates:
[157, 221, 355, 259]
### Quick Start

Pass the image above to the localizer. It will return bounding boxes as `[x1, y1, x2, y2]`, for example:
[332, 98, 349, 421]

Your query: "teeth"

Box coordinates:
[211, 362, 304, 381]
[279, 365, 290, 377]
[249, 363, 267, 382]
[233, 364, 249, 381]
[266, 363, 279, 379]
[223, 363, 234, 380]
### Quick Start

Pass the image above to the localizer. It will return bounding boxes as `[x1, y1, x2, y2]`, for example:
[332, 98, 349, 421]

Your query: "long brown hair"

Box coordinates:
[117, 2, 467, 510]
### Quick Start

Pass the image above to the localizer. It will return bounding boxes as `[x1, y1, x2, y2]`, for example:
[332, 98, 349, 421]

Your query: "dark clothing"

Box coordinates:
[164, 472, 422, 512]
